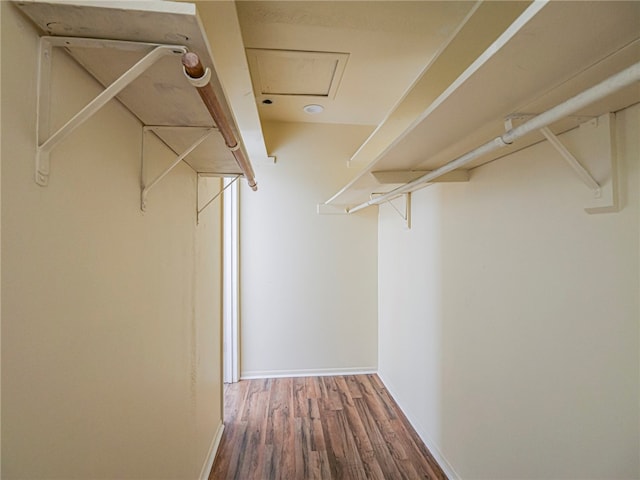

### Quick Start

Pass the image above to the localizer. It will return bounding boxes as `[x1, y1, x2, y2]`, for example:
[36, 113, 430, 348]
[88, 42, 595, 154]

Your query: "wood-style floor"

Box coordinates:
[210, 374, 447, 480]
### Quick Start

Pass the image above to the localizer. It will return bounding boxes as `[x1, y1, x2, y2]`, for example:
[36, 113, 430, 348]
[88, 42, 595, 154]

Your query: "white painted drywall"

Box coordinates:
[378, 104, 640, 479]
[1, 3, 223, 478]
[240, 122, 378, 377]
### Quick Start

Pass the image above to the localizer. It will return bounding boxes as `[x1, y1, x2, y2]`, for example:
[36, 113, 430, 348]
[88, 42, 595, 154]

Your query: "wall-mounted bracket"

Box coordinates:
[196, 175, 240, 224]
[540, 126, 601, 196]
[505, 112, 617, 213]
[542, 113, 617, 214]
[366, 169, 467, 228]
[141, 127, 215, 211]
[36, 36, 187, 186]
[373, 192, 412, 229]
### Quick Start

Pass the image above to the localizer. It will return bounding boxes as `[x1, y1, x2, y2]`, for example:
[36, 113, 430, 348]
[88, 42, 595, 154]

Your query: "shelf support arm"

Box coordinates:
[36, 38, 187, 186]
[141, 128, 215, 211]
[539, 126, 601, 196]
[197, 175, 241, 224]
[388, 193, 411, 229]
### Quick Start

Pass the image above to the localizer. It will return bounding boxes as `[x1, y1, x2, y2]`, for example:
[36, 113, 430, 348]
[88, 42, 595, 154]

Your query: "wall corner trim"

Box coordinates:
[199, 422, 225, 480]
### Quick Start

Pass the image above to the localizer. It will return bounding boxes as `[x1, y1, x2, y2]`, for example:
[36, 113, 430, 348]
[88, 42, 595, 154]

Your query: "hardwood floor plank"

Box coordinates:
[334, 376, 356, 408]
[392, 415, 444, 480]
[354, 397, 405, 480]
[225, 421, 249, 480]
[294, 417, 314, 479]
[293, 376, 309, 418]
[240, 399, 270, 480]
[280, 378, 297, 479]
[305, 376, 321, 399]
[309, 400, 325, 452]
[322, 376, 344, 411]
[369, 373, 386, 391]
[320, 407, 345, 478]
[224, 380, 249, 419]
[241, 378, 269, 422]
[317, 375, 330, 401]
[317, 447, 333, 479]
[260, 444, 275, 480]
[210, 374, 448, 480]
[391, 403, 447, 480]
[335, 410, 368, 480]
[345, 374, 364, 399]
[358, 377, 407, 456]
[342, 401, 385, 480]
[307, 451, 321, 480]
[309, 396, 321, 420]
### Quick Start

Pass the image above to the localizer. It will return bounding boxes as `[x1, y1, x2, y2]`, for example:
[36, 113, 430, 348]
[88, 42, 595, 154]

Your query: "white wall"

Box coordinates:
[240, 121, 378, 377]
[378, 104, 640, 479]
[1, 3, 223, 478]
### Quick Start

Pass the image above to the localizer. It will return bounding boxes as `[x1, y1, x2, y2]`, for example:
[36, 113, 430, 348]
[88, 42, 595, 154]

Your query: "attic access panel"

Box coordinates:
[246, 48, 349, 98]
[15, 0, 249, 177]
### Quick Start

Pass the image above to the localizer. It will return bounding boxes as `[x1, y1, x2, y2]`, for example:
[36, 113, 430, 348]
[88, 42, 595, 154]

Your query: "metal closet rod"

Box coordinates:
[182, 52, 258, 191]
[347, 60, 640, 214]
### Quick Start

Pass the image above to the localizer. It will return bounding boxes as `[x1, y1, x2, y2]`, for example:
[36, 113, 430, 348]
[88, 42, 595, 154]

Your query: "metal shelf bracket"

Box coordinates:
[196, 175, 240, 225]
[36, 36, 187, 186]
[390, 192, 411, 229]
[506, 112, 617, 213]
[540, 126, 601, 197]
[542, 113, 618, 213]
[141, 127, 215, 211]
[373, 192, 412, 229]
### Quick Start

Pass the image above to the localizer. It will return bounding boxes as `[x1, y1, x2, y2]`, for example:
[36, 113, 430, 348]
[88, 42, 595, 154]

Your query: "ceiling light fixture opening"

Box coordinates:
[303, 104, 324, 114]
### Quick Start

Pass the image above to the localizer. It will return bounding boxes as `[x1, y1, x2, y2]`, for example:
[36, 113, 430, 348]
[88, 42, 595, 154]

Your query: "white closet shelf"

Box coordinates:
[323, 1, 640, 211]
[15, 0, 261, 205]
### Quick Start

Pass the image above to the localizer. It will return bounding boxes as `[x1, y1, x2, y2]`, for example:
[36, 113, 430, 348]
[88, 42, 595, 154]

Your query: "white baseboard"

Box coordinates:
[240, 366, 377, 380]
[377, 372, 460, 480]
[199, 422, 225, 480]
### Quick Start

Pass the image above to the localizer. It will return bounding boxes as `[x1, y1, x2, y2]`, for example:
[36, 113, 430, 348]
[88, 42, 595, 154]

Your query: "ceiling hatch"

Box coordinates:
[246, 48, 349, 98]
